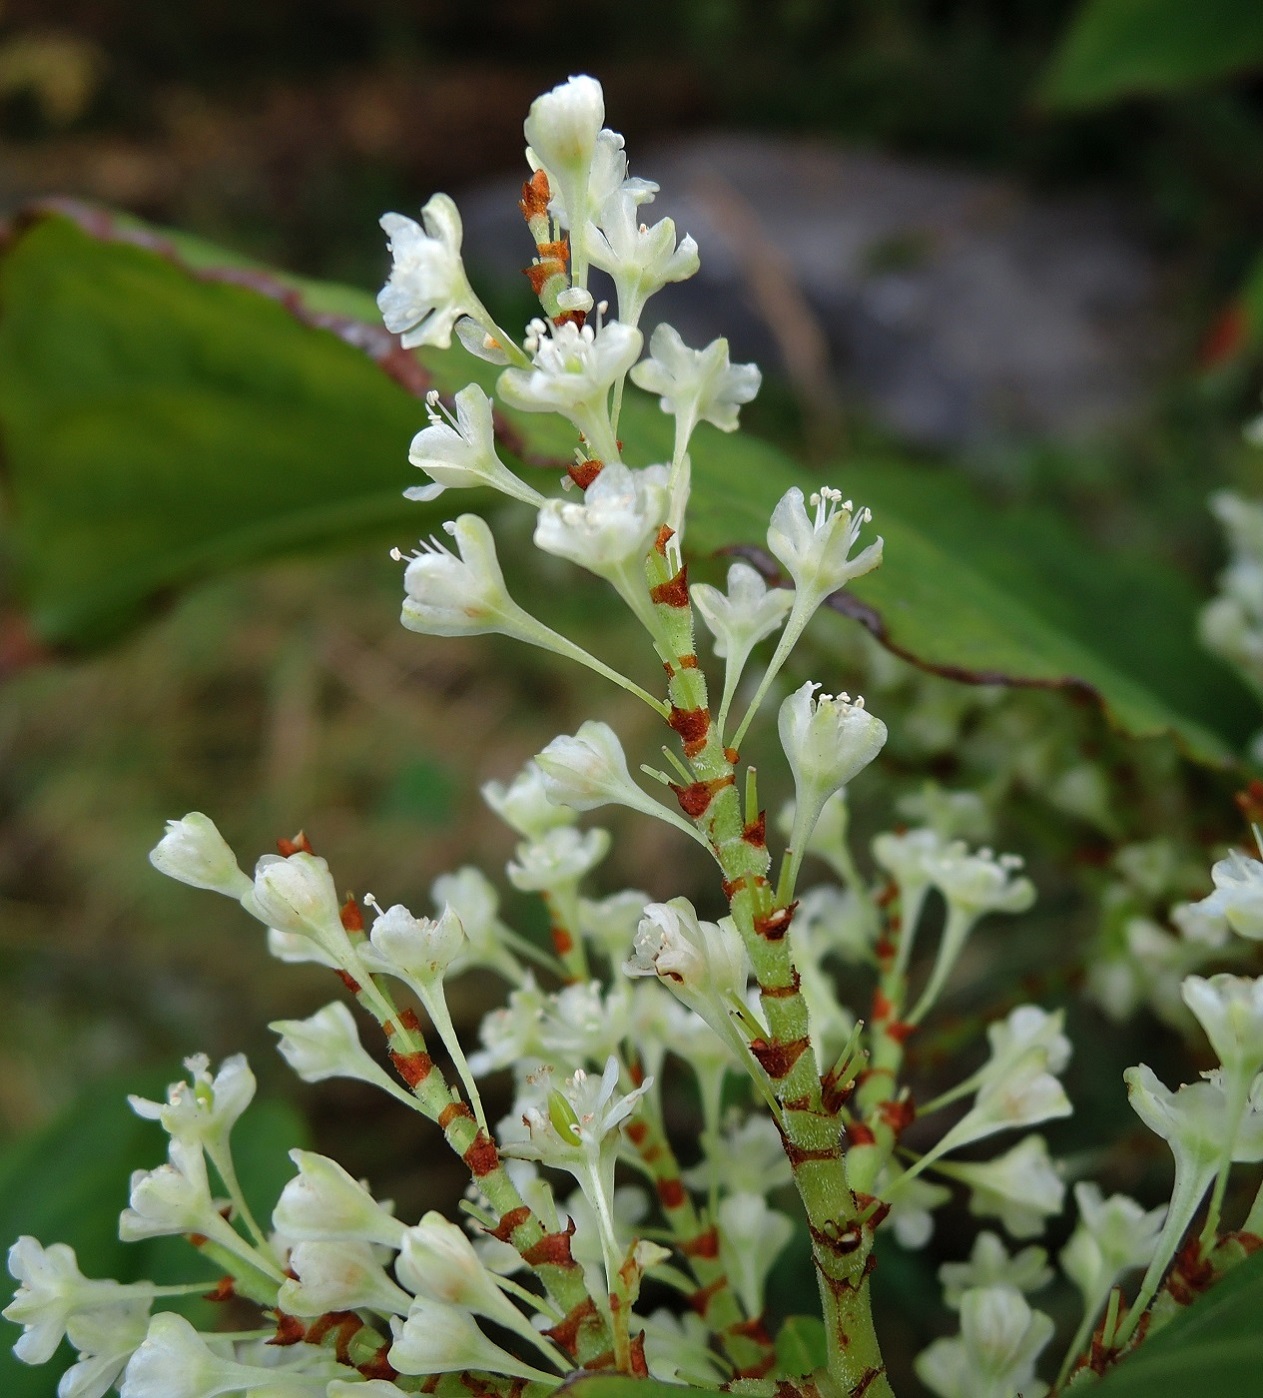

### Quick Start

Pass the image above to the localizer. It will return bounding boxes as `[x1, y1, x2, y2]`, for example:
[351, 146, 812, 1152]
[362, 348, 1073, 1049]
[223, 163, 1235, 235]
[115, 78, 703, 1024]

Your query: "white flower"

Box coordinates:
[507, 826, 610, 892]
[935, 1136, 1066, 1239]
[587, 197, 700, 328]
[271, 1150, 405, 1250]
[468, 975, 549, 1078]
[533, 462, 668, 582]
[398, 514, 537, 641]
[877, 1161, 951, 1249]
[368, 902, 465, 987]
[1127, 1062, 1263, 1175]
[148, 814, 251, 899]
[767, 485, 883, 609]
[534, 720, 695, 840]
[625, 898, 750, 1053]
[482, 762, 575, 840]
[908, 844, 1036, 1022]
[684, 1113, 793, 1197]
[1195, 848, 1263, 939]
[780, 682, 887, 812]
[693, 561, 793, 717]
[793, 883, 876, 966]
[928, 844, 1035, 919]
[118, 1141, 246, 1259]
[60, 1299, 150, 1398]
[929, 1050, 1072, 1160]
[871, 826, 946, 938]
[642, 1308, 728, 1386]
[535, 721, 643, 812]
[378, 195, 478, 350]
[499, 320, 642, 460]
[270, 1002, 410, 1101]
[578, 888, 649, 962]
[1059, 1183, 1164, 1316]
[1124, 1062, 1263, 1286]
[395, 1213, 551, 1361]
[693, 562, 792, 663]
[939, 1233, 1052, 1310]
[630, 324, 761, 448]
[1182, 973, 1263, 1080]
[983, 1006, 1072, 1080]
[406, 385, 543, 507]
[898, 783, 992, 843]
[128, 1054, 256, 1164]
[779, 683, 886, 870]
[523, 76, 606, 240]
[537, 979, 632, 1066]
[279, 1239, 412, 1318]
[4, 1238, 128, 1366]
[431, 867, 507, 967]
[1171, 898, 1231, 948]
[717, 1193, 793, 1318]
[507, 1058, 652, 1201]
[389, 1297, 554, 1384]
[119, 1311, 332, 1398]
[914, 1285, 1053, 1398]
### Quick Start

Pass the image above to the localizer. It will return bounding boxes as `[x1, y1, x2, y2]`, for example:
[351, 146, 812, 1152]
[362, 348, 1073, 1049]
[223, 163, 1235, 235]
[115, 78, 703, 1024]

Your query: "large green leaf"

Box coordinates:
[0, 1065, 309, 1398]
[0, 206, 1249, 766]
[1041, 0, 1263, 108]
[1091, 1249, 1263, 1393]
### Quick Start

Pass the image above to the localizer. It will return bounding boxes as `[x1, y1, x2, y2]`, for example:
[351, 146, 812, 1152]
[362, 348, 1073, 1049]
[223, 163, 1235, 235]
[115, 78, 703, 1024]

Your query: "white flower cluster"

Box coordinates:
[12, 71, 1255, 1398]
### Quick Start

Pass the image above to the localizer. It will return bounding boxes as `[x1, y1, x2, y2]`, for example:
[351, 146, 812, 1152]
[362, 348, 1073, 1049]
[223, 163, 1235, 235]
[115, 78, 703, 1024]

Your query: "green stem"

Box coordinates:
[644, 538, 892, 1397]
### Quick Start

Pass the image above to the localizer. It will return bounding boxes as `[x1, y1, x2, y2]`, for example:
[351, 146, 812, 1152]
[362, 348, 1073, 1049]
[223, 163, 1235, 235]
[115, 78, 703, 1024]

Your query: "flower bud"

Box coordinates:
[389, 1297, 553, 1383]
[148, 814, 251, 899]
[243, 852, 344, 944]
[279, 1239, 412, 1318]
[272, 1150, 405, 1250]
[270, 1002, 406, 1098]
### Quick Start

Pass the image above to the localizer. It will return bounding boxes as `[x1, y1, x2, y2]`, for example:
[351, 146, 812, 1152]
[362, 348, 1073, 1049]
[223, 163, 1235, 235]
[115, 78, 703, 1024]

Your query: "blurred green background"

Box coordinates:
[3, 1, 1263, 1392]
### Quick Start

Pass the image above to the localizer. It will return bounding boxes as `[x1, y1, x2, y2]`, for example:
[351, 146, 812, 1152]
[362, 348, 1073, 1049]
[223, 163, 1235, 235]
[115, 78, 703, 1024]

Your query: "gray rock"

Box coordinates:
[458, 133, 1163, 449]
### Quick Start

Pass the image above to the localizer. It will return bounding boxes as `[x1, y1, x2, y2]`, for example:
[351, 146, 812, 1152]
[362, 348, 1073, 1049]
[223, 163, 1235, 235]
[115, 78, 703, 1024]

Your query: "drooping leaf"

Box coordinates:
[1040, 0, 1263, 108]
[1091, 1248, 1263, 1393]
[0, 205, 1248, 767]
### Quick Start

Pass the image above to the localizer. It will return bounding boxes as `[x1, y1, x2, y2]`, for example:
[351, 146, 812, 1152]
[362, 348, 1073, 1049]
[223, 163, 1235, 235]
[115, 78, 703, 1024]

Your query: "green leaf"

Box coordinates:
[0, 209, 430, 648]
[0, 206, 1248, 767]
[1092, 1249, 1263, 1393]
[0, 1068, 309, 1398]
[1041, 0, 1263, 108]
[775, 1314, 828, 1375]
